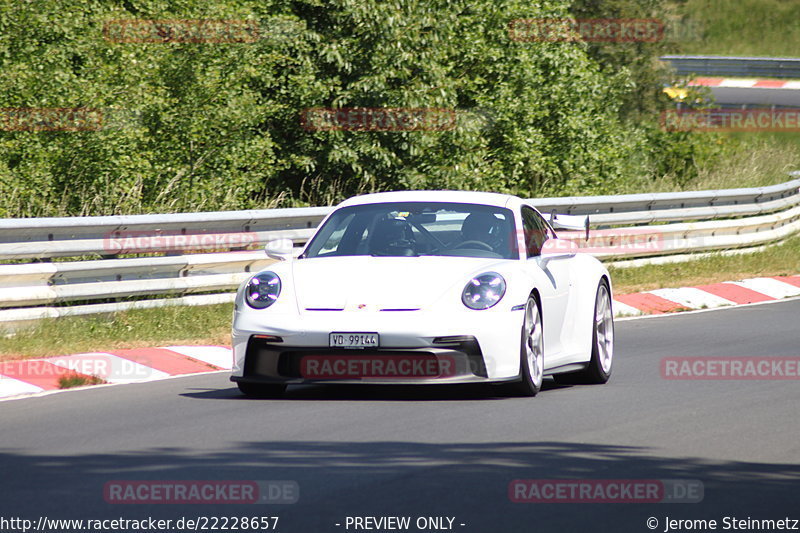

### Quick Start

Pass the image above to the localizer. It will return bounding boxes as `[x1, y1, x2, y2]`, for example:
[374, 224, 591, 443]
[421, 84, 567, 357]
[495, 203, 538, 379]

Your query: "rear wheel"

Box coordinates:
[554, 279, 614, 385]
[237, 382, 286, 398]
[509, 295, 544, 397]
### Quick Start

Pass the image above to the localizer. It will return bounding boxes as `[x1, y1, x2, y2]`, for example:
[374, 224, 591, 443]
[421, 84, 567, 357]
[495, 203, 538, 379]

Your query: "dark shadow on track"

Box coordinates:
[180, 379, 572, 402]
[1, 440, 798, 533]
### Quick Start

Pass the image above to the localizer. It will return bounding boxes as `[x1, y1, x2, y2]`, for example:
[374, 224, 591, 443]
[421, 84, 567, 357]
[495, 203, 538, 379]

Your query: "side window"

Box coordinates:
[316, 213, 356, 255]
[521, 206, 552, 257]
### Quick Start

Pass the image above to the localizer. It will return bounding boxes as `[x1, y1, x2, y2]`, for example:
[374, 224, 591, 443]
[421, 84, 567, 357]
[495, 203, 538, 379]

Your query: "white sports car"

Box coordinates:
[230, 190, 614, 397]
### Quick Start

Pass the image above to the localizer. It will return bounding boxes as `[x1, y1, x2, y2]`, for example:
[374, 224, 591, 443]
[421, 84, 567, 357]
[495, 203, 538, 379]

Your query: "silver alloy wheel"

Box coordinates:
[524, 298, 544, 389]
[595, 283, 614, 374]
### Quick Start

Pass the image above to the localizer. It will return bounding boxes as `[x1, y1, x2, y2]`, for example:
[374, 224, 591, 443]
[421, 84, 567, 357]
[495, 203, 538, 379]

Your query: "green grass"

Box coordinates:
[58, 373, 105, 389]
[0, 303, 233, 361]
[622, 133, 800, 194]
[609, 234, 800, 294]
[685, 134, 800, 191]
[676, 0, 800, 57]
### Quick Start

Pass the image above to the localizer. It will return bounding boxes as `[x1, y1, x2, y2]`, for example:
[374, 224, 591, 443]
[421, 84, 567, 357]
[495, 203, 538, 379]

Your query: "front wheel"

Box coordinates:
[508, 295, 544, 397]
[554, 279, 614, 385]
[237, 381, 286, 398]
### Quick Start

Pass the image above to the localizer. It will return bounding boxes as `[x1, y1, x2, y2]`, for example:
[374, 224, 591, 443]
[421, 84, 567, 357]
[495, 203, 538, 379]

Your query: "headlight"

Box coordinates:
[245, 272, 282, 309]
[462, 272, 506, 310]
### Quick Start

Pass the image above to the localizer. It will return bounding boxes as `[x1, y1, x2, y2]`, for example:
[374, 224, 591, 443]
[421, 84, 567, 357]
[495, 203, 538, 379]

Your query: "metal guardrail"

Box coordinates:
[661, 55, 800, 79]
[0, 207, 329, 260]
[536, 176, 800, 216]
[1, 176, 798, 328]
[2, 179, 797, 261]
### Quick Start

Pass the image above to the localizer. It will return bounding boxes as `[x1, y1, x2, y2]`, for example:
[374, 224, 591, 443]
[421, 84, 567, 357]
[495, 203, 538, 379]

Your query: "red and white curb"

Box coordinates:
[1, 275, 798, 400]
[613, 275, 800, 317]
[690, 77, 800, 89]
[0, 345, 232, 400]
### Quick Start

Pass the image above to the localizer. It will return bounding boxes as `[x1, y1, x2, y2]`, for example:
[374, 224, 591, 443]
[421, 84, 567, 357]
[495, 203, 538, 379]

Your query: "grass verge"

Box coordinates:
[0, 303, 232, 361]
[622, 134, 800, 194]
[676, 0, 800, 57]
[609, 234, 800, 294]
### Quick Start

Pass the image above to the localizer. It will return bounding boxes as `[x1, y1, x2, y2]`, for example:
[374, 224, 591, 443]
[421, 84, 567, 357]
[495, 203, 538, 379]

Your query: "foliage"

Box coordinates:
[677, 0, 800, 57]
[0, 0, 719, 217]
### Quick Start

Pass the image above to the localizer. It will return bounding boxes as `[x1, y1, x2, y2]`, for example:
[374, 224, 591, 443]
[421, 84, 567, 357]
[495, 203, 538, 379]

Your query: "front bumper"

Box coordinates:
[231, 308, 525, 384]
[231, 337, 507, 385]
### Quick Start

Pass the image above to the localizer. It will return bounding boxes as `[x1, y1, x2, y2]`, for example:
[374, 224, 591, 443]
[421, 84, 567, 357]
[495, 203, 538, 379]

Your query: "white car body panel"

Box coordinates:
[231, 190, 611, 386]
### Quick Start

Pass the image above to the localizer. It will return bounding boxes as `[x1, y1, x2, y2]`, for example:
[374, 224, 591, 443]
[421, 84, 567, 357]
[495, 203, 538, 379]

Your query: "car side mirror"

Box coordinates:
[537, 238, 578, 268]
[265, 238, 295, 261]
[549, 211, 590, 240]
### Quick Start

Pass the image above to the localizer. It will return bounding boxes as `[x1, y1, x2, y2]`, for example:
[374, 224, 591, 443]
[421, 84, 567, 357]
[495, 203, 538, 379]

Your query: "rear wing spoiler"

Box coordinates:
[548, 211, 590, 240]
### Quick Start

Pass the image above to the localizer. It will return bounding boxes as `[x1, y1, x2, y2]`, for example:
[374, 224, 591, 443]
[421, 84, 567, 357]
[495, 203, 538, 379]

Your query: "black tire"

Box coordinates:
[237, 381, 287, 398]
[508, 295, 544, 397]
[553, 279, 614, 385]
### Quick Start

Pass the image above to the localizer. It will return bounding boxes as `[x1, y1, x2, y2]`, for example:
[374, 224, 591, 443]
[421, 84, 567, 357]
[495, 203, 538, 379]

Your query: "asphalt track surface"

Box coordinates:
[1, 299, 799, 533]
[709, 86, 800, 107]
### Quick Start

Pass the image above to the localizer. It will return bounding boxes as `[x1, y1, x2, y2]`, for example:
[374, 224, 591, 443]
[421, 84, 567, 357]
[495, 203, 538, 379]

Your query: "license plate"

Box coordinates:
[329, 332, 379, 348]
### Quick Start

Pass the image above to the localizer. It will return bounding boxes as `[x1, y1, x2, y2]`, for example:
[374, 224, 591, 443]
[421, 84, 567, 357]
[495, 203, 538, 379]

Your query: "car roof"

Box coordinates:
[337, 190, 520, 209]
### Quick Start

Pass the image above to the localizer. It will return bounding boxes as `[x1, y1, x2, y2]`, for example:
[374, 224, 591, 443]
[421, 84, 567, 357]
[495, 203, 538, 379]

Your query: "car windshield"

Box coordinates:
[303, 201, 517, 259]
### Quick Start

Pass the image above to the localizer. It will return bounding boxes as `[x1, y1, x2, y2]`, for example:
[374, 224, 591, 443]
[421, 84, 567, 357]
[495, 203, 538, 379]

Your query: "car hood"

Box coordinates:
[291, 255, 506, 311]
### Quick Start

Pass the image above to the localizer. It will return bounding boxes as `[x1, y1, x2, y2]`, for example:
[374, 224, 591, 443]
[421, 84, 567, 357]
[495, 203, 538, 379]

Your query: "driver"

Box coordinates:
[460, 212, 504, 252]
[369, 217, 417, 256]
